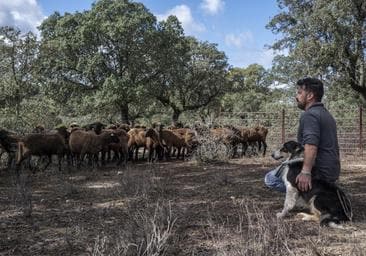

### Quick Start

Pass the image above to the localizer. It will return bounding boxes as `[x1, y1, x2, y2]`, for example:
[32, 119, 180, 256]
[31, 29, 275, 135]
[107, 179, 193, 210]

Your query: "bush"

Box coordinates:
[193, 128, 232, 163]
[91, 201, 177, 256]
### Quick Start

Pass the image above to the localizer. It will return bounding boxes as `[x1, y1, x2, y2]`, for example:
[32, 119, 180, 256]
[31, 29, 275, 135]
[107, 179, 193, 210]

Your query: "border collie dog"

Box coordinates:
[272, 141, 352, 228]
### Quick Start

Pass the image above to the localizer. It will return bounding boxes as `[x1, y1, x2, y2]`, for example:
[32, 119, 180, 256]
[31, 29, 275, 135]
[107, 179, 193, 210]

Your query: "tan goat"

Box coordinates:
[127, 128, 149, 161]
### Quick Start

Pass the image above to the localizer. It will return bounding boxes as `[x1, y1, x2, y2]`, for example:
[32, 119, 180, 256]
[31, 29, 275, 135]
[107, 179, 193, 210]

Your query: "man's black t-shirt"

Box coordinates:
[297, 102, 340, 182]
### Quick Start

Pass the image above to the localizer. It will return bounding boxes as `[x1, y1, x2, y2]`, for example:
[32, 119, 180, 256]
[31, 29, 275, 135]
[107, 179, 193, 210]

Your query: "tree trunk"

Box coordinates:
[15, 89, 21, 126]
[172, 110, 181, 126]
[120, 104, 130, 124]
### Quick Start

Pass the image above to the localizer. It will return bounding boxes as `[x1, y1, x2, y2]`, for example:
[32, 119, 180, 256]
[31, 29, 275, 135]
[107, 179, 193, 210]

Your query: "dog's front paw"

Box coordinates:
[276, 212, 286, 218]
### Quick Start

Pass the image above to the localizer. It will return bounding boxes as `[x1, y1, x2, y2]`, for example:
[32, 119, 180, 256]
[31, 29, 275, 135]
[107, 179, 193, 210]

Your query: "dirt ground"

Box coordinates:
[0, 156, 366, 255]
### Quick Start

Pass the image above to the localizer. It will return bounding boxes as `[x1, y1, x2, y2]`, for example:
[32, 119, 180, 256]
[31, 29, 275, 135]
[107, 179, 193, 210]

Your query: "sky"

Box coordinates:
[0, 0, 282, 68]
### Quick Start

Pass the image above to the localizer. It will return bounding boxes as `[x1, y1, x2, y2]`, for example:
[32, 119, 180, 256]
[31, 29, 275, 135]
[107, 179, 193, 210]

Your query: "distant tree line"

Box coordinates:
[0, 0, 364, 131]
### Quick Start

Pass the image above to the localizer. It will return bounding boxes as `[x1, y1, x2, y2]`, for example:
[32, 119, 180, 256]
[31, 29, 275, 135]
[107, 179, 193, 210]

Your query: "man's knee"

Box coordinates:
[264, 171, 276, 186]
[264, 170, 286, 192]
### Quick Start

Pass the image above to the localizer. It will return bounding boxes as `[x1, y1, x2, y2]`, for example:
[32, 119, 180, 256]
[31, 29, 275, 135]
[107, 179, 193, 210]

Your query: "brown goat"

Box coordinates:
[210, 127, 241, 157]
[244, 125, 268, 156]
[223, 125, 243, 157]
[238, 127, 250, 156]
[16, 127, 69, 172]
[83, 122, 106, 135]
[117, 123, 131, 132]
[255, 125, 268, 156]
[106, 128, 130, 165]
[170, 128, 198, 158]
[144, 128, 167, 161]
[157, 128, 189, 160]
[32, 124, 46, 133]
[69, 129, 119, 168]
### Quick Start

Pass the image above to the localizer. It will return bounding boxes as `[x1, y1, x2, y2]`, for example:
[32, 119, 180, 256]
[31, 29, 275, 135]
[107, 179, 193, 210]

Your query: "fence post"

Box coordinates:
[281, 108, 285, 144]
[360, 106, 363, 155]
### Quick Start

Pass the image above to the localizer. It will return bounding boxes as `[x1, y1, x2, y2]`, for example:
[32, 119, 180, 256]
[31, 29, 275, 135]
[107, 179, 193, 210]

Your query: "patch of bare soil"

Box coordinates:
[0, 157, 365, 255]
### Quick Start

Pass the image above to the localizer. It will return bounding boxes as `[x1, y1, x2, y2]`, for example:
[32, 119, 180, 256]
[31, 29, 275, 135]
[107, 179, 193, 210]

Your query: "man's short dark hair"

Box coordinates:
[297, 77, 324, 102]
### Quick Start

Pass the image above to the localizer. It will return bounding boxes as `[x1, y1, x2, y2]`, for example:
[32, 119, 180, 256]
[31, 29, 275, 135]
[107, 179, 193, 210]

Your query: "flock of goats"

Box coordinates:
[0, 121, 269, 172]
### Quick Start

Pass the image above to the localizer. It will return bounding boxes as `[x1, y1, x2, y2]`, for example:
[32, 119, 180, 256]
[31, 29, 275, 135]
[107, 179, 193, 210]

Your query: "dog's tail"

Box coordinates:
[336, 186, 353, 221]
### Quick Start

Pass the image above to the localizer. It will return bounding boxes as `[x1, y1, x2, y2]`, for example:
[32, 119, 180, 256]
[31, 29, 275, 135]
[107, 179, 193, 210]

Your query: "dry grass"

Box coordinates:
[1, 155, 366, 255]
[205, 199, 366, 256]
[90, 201, 176, 256]
[13, 169, 33, 218]
[204, 199, 296, 255]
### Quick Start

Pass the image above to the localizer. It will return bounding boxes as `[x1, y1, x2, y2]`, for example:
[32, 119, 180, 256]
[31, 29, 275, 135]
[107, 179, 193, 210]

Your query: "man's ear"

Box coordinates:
[306, 91, 314, 101]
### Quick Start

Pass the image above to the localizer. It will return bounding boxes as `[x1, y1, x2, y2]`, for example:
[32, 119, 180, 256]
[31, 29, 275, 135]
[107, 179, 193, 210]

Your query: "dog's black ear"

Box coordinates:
[295, 143, 304, 153]
[283, 141, 302, 153]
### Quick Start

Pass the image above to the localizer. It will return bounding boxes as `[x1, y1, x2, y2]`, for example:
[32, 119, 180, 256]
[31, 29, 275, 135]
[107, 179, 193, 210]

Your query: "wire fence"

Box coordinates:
[215, 106, 365, 158]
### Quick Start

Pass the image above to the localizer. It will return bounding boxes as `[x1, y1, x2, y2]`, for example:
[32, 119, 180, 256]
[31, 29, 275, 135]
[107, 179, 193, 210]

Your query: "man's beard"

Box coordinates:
[296, 100, 306, 110]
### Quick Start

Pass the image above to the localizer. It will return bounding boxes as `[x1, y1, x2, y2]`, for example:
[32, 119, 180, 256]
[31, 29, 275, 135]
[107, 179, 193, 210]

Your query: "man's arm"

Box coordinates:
[296, 144, 317, 191]
[302, 144, 317, 173]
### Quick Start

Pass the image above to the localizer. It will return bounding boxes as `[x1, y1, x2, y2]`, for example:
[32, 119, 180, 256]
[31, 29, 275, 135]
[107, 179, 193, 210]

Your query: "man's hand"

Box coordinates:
[296, 173, 312, 191]
[297, 143, 317, 192]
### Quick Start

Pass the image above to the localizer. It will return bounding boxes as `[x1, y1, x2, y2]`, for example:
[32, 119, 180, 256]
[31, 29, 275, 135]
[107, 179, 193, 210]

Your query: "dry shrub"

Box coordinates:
[206, 199, 366, 256]
[12, 169, 33, 217]
[90, 201, 177, 256]
[194, 129, 232, 164]
[64, 216, 87, 253]
[55, 171, 80, 197]
[0, 148, 9, 168]
[86, 165, 178, 255]
[116, 165, 154, 199]
[205, 199, 296, 256]
[116, 164, 173, 201]
[148, 163, 174, 199]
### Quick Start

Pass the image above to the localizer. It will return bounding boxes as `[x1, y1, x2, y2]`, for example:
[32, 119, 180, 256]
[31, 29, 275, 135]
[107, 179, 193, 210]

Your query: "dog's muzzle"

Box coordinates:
[271, 149, 285, 160]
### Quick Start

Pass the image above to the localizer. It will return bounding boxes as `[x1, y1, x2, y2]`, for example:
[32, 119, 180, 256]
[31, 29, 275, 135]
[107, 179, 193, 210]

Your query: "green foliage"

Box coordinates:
[149, 17, 229, 123]
[267, 0, 366, 101]
[1, 0, 365, 131]
[38, 0, 157, 123]
[0, 95, 62, 132]
[0, 27, 40, 112]
[221, 64, 273, 112]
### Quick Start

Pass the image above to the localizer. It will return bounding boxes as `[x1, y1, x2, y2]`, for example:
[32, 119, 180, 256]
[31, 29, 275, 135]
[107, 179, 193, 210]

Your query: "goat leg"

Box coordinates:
[41, 155, 52, 172]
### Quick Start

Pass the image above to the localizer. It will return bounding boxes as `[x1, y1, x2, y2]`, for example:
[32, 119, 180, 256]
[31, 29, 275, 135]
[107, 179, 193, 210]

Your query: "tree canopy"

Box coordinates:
[0, 27, 39, 119]
[1, 0, 364, 130]
[221, 64, 272, 112]
[267, 0, 366, 102]
[38, 0, 157, 123]
[149, 16, 229, 123]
